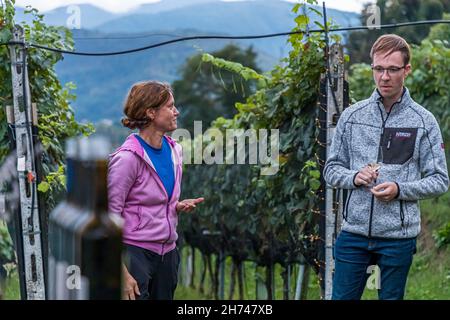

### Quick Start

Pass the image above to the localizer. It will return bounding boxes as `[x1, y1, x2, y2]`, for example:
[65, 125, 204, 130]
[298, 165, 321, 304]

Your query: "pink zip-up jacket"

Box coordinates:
[107, 133, 183, 255]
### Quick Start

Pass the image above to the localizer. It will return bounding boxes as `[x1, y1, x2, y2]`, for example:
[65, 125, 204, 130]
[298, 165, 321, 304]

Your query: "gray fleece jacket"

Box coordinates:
[324, 87, 449, 239]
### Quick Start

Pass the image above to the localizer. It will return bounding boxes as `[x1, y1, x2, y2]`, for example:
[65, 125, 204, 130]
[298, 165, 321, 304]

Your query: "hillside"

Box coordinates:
[14, 0, 359, 122]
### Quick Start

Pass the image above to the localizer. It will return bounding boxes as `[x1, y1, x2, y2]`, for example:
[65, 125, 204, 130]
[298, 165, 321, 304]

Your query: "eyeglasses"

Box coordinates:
[371, 65, 406, 75]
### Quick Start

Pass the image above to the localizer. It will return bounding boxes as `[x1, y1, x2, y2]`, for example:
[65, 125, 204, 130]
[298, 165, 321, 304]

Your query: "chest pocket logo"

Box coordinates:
[380, 127, 418, 165]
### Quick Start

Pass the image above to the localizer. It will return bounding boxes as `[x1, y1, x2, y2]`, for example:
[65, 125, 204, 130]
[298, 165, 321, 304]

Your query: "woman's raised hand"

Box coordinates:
[176, 198, 205, 213]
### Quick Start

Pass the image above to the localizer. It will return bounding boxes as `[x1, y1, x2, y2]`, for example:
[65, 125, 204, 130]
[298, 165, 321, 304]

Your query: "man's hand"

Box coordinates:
[123, 265, 140, 300]
[176, 198, 205, 213]
[354, 166, 379, 186]
[371, 182, 399, 202]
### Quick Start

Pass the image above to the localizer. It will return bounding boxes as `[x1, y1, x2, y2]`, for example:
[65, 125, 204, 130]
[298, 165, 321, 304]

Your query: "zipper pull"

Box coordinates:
[387, 133, 392, 150]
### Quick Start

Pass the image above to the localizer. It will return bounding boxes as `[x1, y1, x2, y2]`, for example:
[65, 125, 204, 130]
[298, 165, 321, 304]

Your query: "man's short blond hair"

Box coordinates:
[370, 34, 411, 65]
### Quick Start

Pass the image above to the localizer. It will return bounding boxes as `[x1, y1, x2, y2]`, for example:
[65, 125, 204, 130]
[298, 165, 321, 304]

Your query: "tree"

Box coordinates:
[172, 44, 261, 133]
[428, 13, 450, 46]
[346, 0, 449, 64]
[0, 0, 93, 269]
[179, 1, 329, 298]
[0, 1, 93, 205]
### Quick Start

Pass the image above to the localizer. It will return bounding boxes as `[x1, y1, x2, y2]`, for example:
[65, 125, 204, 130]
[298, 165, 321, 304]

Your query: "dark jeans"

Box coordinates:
[124, 244, 180, 300]
[332, 231, 417, 300]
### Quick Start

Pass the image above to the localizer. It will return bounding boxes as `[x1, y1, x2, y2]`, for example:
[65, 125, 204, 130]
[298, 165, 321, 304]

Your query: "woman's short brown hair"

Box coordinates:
[121, 81, 173, 130]
[370, 34, 411, 65]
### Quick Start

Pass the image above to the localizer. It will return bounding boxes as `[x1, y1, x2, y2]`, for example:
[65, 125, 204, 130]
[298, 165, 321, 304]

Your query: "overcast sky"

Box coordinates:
[14, 0, 371, 13]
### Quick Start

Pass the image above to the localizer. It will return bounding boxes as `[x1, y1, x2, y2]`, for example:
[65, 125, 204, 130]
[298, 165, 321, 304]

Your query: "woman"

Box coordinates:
[108, 81, 203, 300]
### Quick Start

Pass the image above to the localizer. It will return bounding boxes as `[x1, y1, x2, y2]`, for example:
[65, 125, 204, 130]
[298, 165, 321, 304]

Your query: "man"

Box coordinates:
[324, 34, 449, 300]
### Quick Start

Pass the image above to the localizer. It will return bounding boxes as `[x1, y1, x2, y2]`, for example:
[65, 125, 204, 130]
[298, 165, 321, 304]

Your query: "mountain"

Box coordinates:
[56, 29, 246, 121]
[14, 4, 119, 29]
[132, 0, 219, 14]
[96, 1, 359, 36]
[13, 0, 359, 122]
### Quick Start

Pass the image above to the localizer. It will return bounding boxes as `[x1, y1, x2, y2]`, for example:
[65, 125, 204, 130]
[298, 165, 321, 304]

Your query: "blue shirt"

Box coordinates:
[135, 134, 175, 199]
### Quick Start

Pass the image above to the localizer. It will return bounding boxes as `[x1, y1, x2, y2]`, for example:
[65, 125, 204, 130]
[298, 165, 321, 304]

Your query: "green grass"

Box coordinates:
[175, 244, 449, 300]
[176, 193, 450, 300]
[1, 194, 448, 300]
[1, 267, 20, 300]
[174, 247, 324, 300]
[175, 254, 311, 300]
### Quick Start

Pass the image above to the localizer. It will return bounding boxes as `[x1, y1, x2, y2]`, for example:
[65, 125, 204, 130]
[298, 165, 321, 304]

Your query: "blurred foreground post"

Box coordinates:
[48, 136, 122, 300]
